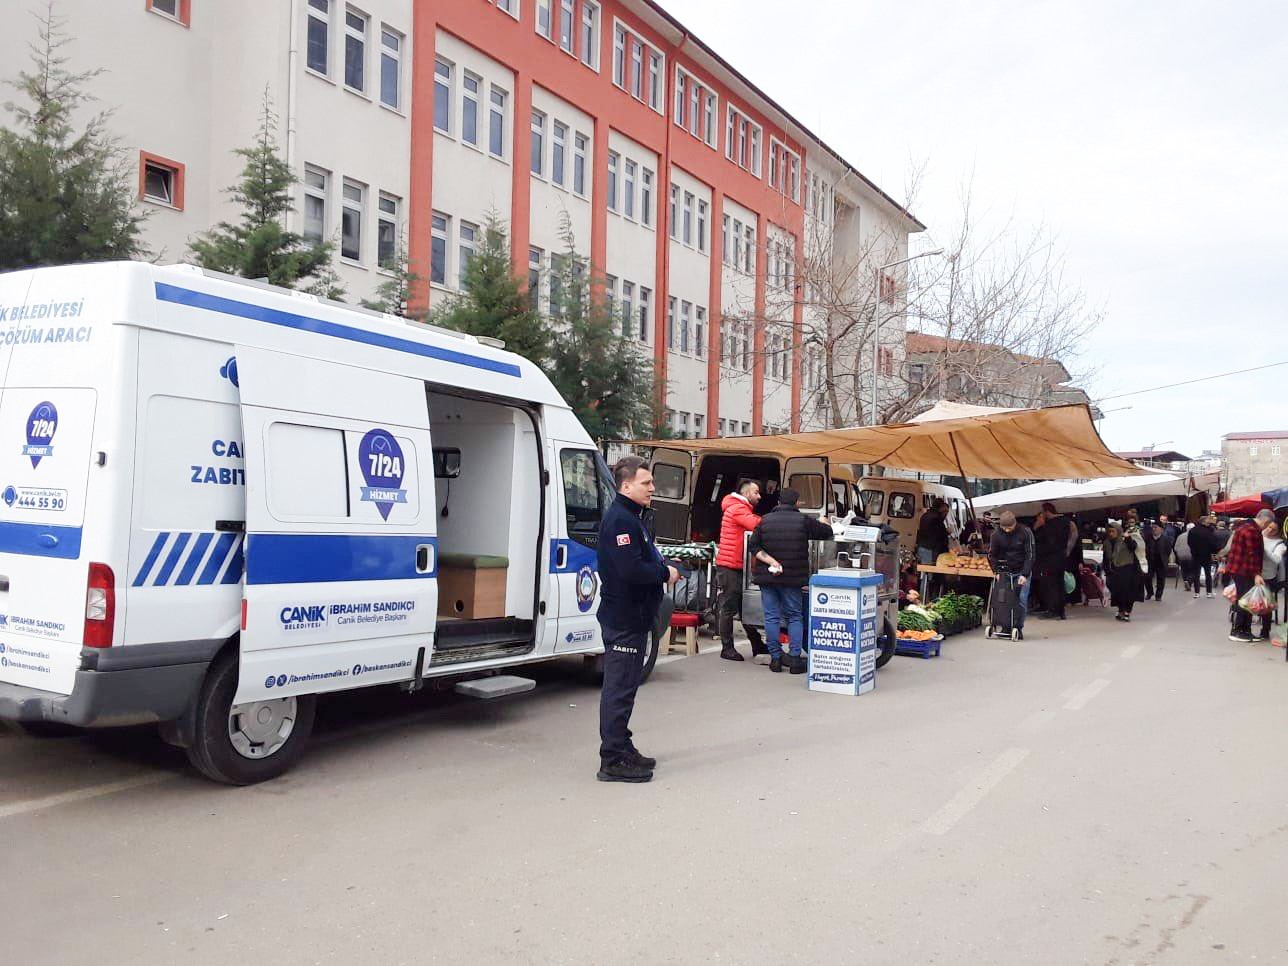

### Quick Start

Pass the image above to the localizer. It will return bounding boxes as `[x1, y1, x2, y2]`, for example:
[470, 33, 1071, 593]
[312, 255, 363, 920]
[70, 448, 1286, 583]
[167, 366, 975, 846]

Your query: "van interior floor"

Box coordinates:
[430, 617, 535, 667]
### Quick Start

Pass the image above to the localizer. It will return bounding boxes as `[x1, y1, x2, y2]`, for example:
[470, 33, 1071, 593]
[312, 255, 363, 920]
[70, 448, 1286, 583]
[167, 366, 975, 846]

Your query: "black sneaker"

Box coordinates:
[597, 759, 654, 783]
[789, 654, 807, 675]
[769, 656, 783, 673]
[626, 748, 657, 769]
[720, 648, 745, 662]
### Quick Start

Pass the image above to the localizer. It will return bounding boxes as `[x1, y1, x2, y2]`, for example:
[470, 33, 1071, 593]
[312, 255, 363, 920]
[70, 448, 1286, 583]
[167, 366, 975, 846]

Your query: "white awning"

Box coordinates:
[974, 472, 1188, 517]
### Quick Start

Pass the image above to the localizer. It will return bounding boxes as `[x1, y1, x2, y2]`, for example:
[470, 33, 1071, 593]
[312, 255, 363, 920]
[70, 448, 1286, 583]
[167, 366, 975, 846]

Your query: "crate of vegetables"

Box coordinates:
[896, 605, 943, 658]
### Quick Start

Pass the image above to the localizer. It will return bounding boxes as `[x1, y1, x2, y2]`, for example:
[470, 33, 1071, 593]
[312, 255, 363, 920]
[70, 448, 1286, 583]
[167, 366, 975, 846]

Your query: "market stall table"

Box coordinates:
[916, 562, 996, 602]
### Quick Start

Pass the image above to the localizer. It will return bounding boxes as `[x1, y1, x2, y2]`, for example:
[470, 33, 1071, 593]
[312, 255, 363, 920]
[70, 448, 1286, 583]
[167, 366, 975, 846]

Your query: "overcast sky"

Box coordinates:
[665, 0, 1288, 458]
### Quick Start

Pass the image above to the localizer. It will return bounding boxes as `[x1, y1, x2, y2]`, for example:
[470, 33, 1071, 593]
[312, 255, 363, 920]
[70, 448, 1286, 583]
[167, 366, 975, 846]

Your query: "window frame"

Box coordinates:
[343, 6, 369, 96]
[433, 57, 453, 134]
[530, 109, 546, 177]
[536, 0, 553, 40]
[379, 25, 403, 111]
[458, 220, 478, 288]
[376, 192, 399, 271]
[573, 131, 588, 196]
[694, 306, 706, 359]
[301, 163, 328, 243]
[638, 286, 651, 342]
[147, 0, 191, 27]
[581, 1, 601, 70]
[606, 151, 620, 212]
[340, 178, 366, 263]
[138, 151, 185, 210]
[640, 167, 653, 227]
[623, 158, 636, 220]
[461, 71, 481, 147]
[488, 85, 508, 158]
[559, 0, 575, 54]
[305, 0, 331, 77]
[611, 18, 664, 113]
[551, 120, 568, 187]
[430, 211, 449, 286]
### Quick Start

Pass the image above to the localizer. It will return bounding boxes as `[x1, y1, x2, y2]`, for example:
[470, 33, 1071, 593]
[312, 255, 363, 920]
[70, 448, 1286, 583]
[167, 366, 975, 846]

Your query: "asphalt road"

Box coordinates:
[3, 590, 1286, 965]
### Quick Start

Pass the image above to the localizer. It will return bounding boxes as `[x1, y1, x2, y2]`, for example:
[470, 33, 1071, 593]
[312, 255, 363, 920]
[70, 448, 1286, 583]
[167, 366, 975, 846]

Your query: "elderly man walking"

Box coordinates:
[1225, 510, 1272, 644]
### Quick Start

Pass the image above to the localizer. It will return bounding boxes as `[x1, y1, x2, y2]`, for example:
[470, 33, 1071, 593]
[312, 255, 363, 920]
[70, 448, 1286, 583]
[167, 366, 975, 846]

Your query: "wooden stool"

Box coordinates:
[660, 611, 701, 656]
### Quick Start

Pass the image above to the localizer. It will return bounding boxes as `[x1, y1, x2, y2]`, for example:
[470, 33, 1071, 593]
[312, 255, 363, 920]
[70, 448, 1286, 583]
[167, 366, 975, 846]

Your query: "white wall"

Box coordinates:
[665, 166, 713, 434]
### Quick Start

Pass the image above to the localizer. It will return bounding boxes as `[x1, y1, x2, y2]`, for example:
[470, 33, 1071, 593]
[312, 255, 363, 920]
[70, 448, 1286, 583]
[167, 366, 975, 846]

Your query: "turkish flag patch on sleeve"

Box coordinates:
[617, 533, 631, 546]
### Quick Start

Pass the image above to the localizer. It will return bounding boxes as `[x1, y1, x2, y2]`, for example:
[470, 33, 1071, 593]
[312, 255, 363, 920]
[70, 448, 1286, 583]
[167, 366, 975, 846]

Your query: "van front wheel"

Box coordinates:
[186, 653, 316, 785]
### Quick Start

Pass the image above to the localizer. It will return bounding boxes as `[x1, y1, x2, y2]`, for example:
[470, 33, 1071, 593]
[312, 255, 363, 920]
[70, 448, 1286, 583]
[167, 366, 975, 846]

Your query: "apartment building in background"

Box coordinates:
[1, 0, 922, 436]
[1221, 431, 1288, 497]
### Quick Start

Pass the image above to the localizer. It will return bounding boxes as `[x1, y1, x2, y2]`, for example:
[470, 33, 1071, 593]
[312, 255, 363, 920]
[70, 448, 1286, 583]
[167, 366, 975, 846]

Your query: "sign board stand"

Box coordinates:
[807, 569, 884, 695]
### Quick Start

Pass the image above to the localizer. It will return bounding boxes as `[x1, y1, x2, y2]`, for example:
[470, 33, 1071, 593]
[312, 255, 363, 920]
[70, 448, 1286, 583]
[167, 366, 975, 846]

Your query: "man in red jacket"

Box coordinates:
[715, 479, 767, 662]
[1225, 510, 1271, 643]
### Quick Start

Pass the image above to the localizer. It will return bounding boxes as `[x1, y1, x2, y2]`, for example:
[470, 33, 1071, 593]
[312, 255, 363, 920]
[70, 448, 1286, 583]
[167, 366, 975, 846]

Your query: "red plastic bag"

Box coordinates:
[1238, 583, 1275, 616]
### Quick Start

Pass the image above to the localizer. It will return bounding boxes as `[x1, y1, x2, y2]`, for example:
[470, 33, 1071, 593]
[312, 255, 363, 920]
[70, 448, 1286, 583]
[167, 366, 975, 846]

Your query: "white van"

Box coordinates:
[856, 477, 969, 551]
[0, 262, 647, 784]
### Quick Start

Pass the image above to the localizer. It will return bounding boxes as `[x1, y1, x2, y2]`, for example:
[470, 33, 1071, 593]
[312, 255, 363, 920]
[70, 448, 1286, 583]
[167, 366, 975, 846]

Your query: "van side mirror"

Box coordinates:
[433, 448, 461, 479]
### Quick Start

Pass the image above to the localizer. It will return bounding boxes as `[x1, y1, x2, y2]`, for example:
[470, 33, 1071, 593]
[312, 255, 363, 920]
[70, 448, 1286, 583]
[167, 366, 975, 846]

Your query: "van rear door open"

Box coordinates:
[234, 347, 437, 705]
[648, 447, 693, 541]
[784, 457, 830, 514]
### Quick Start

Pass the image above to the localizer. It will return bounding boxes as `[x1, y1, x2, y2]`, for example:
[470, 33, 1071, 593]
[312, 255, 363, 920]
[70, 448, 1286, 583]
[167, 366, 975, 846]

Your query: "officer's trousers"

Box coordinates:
[598, 623, 647, 766]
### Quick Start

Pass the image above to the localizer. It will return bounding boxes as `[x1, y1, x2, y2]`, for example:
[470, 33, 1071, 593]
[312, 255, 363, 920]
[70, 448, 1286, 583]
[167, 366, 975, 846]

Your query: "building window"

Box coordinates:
[1249, 445, 1259, 457]
[536, 0, 552, 39]
[458, 221, 477, 287]
[621, 281, 634, 339]
[581, 1, 600, 69]
[647, 51, 663, 110]
[530, 110, 545, 176]
[606, 151, 619, 211]
[630, 40, 643, 99]
[302, 165, 327, 242]
[669, 184, 678, 239]
[666, 297, 677, 349]
[341, 179, 364, 261]
[573, 132, 588, 195]
[434, 59, 452, 133]
[623, 159, 636, 219]
[728, 107, 764, 177]
[731, 218, 742, 268]
[612, 24, 626, 87]
[640, 168, 653, 227]
[377, 193, 399, 269]
[697, 200, 708, 253]
[431, 212, 448, 285]
[550, 122, 569, 188]
[344, 8, 367, 93]
[559, 0, 574, 53]
[682, 191, 694, 245]
[694, 414, 705, 437]
[139, 153, 183, 209]
[527, 248, 544, 309]
[1273, 444, 1283, 457]
[744, 224, 755, 273]
[674, 70, 686, 127]
[497, 0, 518, 15]
[306, 0, 330, 75]
[695, 306, 706, 358]
[379, 26, 402, 109]
[722, 214, 730, 264]
[489, 86, 507, 157]
[680, 301, 691, 354]
[703, 92, 716, 146]
[639, 287, 651, 342]
[605, 273, 617, 317]
[461, 73, 480, 146]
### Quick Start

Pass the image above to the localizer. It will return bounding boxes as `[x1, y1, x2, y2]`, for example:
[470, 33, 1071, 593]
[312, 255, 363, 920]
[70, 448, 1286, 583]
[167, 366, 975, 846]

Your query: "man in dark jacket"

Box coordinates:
[1188, 516, 1219, 597]
[916, 500, 952, 596]
[1034, 502, 1072, 620]
[988, 510, 1034, 632]
[1147, 522, 1175, 601]
[748, 488, 834, 674]
[595, 456, 679, 783]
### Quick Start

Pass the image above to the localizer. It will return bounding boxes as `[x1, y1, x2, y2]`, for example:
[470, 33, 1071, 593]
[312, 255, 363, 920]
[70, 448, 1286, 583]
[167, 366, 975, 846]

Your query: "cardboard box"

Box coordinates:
[438, 555, 508, 619]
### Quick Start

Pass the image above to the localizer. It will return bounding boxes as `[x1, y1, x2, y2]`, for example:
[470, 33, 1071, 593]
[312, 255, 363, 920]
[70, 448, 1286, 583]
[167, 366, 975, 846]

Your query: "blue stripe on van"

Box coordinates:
[245, 534, 438, 585]
[220, 535, 245, 585]
[154, 283, 522, 378]
[174, 531, 213, 586]
[0, 522, 83, 560]
[550, 538, 598, 574]
[152, 531, 190, 586]
[198, 532, 239, 585]
[132, 532, 170, 586]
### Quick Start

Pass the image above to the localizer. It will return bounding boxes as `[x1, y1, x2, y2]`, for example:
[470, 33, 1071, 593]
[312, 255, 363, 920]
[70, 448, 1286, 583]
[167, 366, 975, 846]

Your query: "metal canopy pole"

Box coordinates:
[949, 431, 978, 525]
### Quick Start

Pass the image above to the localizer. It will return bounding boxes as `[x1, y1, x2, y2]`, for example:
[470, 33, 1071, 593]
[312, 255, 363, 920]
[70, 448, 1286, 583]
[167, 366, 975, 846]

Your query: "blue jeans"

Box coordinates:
[1018, 577, 1032, 618]
[761, 585, 804, 657]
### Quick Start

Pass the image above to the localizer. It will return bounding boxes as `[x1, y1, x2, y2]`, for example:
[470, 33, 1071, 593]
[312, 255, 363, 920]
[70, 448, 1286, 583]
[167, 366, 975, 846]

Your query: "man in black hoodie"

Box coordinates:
[748, 488, 835, 674]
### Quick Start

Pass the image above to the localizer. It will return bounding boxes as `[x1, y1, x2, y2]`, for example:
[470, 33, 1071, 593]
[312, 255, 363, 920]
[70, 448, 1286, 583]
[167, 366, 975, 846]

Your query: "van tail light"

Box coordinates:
[83, 562, 116, 649]
[241, 598, 248, 632]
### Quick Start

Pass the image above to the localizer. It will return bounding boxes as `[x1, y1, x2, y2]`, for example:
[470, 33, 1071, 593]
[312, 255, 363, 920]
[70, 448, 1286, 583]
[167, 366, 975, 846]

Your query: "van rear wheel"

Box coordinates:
[875, 617, 898, 669]
[186, 653, 316, 785]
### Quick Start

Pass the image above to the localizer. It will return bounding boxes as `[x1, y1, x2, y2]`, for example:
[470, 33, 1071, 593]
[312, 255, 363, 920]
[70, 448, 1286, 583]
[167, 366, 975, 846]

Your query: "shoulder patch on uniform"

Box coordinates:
[617, 533, 631, 546]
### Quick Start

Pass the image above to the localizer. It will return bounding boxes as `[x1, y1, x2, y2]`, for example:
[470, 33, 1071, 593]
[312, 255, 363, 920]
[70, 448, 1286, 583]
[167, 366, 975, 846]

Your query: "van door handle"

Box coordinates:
[0, 575, 9, 593]
[555, 544, 568, 570]
[416, 544, 435, 574]
[36, 534, 59, 548]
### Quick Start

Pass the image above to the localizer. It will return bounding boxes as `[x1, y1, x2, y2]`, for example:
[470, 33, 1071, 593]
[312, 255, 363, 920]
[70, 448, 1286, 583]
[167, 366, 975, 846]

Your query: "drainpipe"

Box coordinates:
[285, 0, 300, 228]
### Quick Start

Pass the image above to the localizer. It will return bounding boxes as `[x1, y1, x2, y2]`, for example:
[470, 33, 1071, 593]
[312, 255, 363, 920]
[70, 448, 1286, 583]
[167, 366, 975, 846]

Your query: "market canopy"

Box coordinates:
[1210, 495, 1270, 516]
[629, 403, 1148, 480]
[974, 472, 1188, 517]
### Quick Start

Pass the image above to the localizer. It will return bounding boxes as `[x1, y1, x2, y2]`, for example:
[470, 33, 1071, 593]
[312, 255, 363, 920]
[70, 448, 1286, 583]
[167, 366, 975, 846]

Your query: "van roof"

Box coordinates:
[2, 261, 569, 409]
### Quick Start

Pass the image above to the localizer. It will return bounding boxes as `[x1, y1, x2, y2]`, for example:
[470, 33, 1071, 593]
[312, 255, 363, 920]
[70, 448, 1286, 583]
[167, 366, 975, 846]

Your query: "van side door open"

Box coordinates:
[784, 457, 830, 514]
[234, 347, 437, 704]
[648, 447, 693, 542]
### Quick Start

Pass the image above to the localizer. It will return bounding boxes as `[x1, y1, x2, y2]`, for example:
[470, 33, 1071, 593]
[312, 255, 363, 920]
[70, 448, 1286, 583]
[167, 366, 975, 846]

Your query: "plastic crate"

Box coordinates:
[895, 635, 942, 659]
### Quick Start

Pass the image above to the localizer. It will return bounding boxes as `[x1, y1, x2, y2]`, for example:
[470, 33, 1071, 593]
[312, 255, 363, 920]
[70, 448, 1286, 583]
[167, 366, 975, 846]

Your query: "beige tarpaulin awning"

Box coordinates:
[629, 403, 1149, 481]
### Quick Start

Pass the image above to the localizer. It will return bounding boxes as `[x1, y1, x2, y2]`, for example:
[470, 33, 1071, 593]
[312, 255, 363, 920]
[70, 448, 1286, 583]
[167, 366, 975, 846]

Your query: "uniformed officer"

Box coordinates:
[595, 455, 679, 783]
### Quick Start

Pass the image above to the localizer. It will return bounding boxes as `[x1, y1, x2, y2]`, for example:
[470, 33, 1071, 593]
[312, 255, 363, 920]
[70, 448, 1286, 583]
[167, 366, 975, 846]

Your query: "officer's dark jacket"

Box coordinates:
[596, 493, 668, 631]
[748, 506, 834, 587]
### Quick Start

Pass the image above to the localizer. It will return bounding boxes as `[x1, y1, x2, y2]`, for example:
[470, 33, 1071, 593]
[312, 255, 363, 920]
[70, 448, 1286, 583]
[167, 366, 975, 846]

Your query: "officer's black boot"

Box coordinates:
[626, 748, 657, 769]
[597, 758, 654, 783]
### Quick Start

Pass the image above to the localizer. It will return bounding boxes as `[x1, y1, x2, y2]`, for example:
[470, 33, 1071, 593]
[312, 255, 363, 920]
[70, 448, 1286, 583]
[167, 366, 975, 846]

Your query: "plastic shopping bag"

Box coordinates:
[1238, 583, 1275, 617]
[1222, 582, 1239, 603]
[1063, 571, 1076, 595]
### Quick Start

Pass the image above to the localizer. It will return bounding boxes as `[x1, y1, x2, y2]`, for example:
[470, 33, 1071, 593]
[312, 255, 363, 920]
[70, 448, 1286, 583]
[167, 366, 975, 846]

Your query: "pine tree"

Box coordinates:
[544, 222, 663, 441]
[431, 213, 548, 363]
[360, 231, 423, 319]
[0, 3, 149, 271]
[188, 91, 335, 290]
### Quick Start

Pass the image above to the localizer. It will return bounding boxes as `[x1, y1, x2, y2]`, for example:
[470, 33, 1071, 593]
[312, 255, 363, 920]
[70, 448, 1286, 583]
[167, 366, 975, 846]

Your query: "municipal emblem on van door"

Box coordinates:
[23, 401, 57, 468]
[358, 428, 408, 521]
[219, 357, 239, 387]
[2, 486, 15, 507]
[576, 565, 598, 613]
